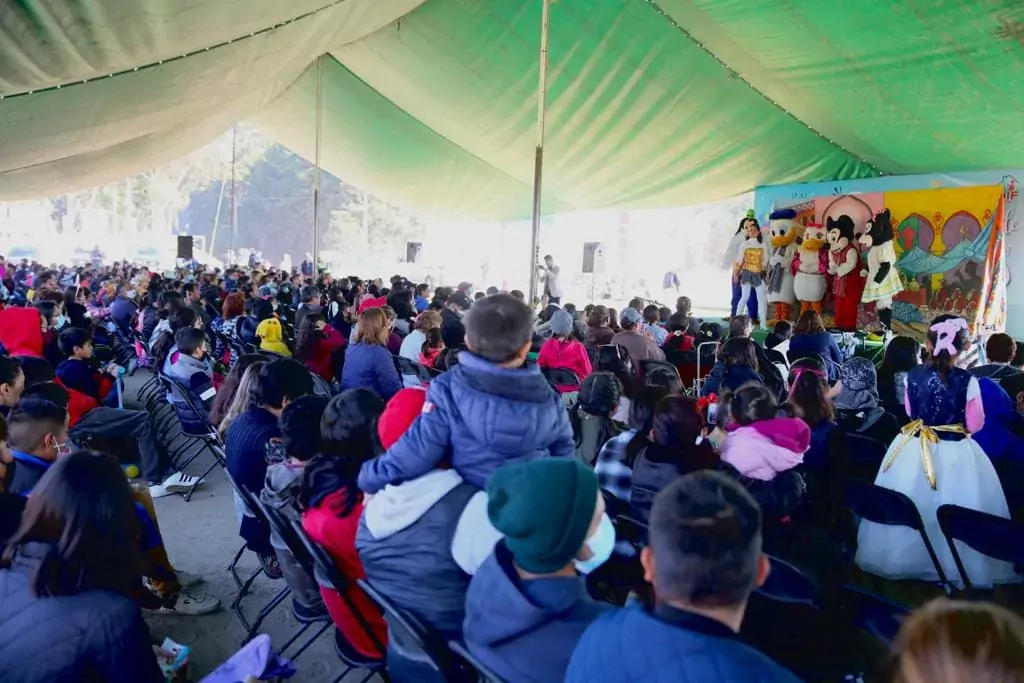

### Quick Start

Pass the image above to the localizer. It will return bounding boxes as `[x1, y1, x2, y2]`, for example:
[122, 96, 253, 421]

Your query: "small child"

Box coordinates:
[55, 328, 119, 407]
[720, 383, 809, 480]
[418, 328, 445, 369]
[358, 294, 575, 492]
[164, 327, 217, 432]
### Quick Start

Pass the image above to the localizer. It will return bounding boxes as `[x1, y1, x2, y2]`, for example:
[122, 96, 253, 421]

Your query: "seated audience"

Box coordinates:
[765, 319, 792, 354]
[380, 305, 404, 355]
[566, 471, 800, 683]
[55, 328, 119, 408]
[399, 309, 441, 363]
[538, 310, 593, 392]
[876, 334, 920, 422]
[210, 291, 247, 365]
[570, 372, 622, 466]
[833, 356, 900, 445]
[972, 377, 1024, 463]
[340, 308, 401, 398]
[969, 332, 1022, 384]
[597, 344, 635, 423]
[0, 415, 25, 550]
[226, 359, 313, 577]
[674, 295, 702, 337]
[464, 459, 614, 683]
[594, 384, 673, 505]
[643, 305, 668, 346]
[788, 310, 843, 379]
[717, 337, 764, 394]
[260, 395, 330, 618]
[611, 308, 665, 368]
[163, 327, 217, 436]
[0, 357, 25, 418]
[358, 294, 573, 493]
[357, 388, 502, 681]
[702, 316, 785, 401]
[440, 291, 471, 349]
[0, 452, 164, 682]
[661, 313, 696, 357]
[297, 312, 347, 384]
[585, 306, 615, 347]
[255, 317, 291, 356]
[209, 353, 267, 429]
[890, 598, 1024, 683]
[418, 328, 446, 370]
[784, 356, 837, 473]
[299, 390, 389, 660]
[721, 384, 808, 481]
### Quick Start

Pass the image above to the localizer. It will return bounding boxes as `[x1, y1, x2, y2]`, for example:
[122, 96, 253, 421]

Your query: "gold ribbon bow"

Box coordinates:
[881, 419, 970, 490]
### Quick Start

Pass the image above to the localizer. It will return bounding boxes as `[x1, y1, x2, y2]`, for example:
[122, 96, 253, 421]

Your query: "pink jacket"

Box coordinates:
[722, 417, 810, 481]
[537, 338, 592, 393]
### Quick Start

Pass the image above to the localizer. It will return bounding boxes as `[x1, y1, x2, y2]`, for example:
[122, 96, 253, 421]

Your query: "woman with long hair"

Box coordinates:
[0, 451, 162, 681]
[719, 337, 763, 393]
[340, 308, 401, 399]
[785, 356, 836, 472]
[62, 286, 90, 330]
[216, 361, 267, 438]
[295, 312, 347, 383]
[150, 305, 199, 373]
[570, 372, 622, 466]
[209, 354, 267, 428]
[211, 291, 246, 366]
[877, 334, 921, 423]
[300, 390, 389, 661]
[789, 309, 844, 379]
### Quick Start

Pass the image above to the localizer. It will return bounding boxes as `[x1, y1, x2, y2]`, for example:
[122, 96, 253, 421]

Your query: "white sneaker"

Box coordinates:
[161, 472, 203, 494]
[148, 482, 172, 499]
[172, 569, 205, 590]
[147, 591, 221, 616]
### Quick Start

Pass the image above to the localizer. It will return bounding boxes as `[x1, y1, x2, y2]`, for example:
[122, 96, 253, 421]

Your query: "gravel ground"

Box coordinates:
[124, 372, 383, 682]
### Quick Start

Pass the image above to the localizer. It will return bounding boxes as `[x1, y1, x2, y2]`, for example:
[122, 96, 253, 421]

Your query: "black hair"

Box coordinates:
[300, 285, 319, 304]
[151, 306, 200, 370]
[0, 451, 145, 598]
[624, 384, 674, 467]
[786, 356, 833, 427]
[772, 320, 792, 338]
[643, 304, 661, 325]
[571, 372, 622, 450]
[463, 294, 533, 363]
[174, 327, 207, 356]
[666, 313, 688, 334]
[985, 333, 1017, 365]
[253, 358, 313, 409]
[0, 357, 23, 388]
[648, 470, 762, 607]
[729, 383, 778, 426]
[720, 337, 759, 371]
[58, 327, 92, 357]
[877, 335, 920, 405]
[280, 395, 330, 462]
[926, 314, 969, 384]
[299, 389, 385, 514]
[21, 382, 70, 410]
[294, 313, 325, 362]
[597, 344, 635, 399]
[6, 399, 68, 453]
[14, 356, 55, 388]
[34, 300, 57, 324]
[209, 353, 269, 426]
[421, 328, 444, 355]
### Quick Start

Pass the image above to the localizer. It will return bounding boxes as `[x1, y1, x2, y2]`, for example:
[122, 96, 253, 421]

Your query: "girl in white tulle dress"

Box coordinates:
[856, 315, 1020, 587]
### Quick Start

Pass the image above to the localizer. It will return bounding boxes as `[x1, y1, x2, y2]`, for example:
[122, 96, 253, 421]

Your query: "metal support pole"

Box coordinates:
[312, 55, 324, 272]
[527, 0, 551, 305]
[229, 125, 237, 263]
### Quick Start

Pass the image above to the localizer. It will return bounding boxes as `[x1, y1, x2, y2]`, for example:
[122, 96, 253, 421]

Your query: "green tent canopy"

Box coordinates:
[2, 0, 1022, 219]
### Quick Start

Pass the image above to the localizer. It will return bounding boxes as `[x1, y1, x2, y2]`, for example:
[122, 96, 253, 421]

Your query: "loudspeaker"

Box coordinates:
[406, 241, 422, 264]
[582, 242, 604, 274]
[177, 235, 194, 259]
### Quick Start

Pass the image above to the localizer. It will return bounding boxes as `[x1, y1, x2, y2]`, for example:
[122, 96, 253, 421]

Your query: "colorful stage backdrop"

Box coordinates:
[754, 178, 1013, 342]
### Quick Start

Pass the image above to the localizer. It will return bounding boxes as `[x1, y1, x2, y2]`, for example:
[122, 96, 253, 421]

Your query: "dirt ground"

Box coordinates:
[126, 372, 383, 682]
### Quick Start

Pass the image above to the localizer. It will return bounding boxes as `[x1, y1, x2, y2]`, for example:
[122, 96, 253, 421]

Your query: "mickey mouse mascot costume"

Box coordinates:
[826, 214, 865, 331]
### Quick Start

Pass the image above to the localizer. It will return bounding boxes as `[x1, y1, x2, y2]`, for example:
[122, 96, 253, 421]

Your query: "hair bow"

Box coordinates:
[787, 366, 826, 400]
[930, 318, 968, 357]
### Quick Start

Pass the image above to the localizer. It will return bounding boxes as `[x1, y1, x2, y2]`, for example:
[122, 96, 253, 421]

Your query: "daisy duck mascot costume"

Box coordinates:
[791, 222, 829, 316]
[765, 209, 800, 323]
[826, 214, 865, 331]
[860, 208, 904, 330]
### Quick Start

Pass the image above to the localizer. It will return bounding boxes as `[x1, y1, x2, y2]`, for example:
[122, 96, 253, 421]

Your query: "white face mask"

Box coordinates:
[573, 513, 615, 575]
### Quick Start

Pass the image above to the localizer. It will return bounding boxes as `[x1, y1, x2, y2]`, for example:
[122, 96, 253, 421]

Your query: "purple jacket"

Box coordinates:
[722, 417, 809, 481]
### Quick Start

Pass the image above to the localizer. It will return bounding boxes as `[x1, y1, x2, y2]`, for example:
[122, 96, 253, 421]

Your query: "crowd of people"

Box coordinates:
[0, 252, 1022, 682]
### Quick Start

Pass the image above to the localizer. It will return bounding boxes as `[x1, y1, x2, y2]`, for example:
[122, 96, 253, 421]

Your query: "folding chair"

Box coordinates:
[448, 640, 509, 683]
[157, 374, 225, 500]
[291, 521, 389, 683]
[936, 504, 1024, 591]
[542, 367, 582, 392]
[615, 514, 649, 550]
[638, 359, 681, 386]
[994, 459, 1024, 522]
[755, 555, 822, 608]
[837, 433, 888, 483]
[836, 583, 909, 648]
[394, 354, 435, 386]
[841, 478, 952, 590]
[222, 467, 291, 639]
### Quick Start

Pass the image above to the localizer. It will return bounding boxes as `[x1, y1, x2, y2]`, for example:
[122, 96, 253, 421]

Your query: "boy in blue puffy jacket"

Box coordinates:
[358, 294, 574, 492]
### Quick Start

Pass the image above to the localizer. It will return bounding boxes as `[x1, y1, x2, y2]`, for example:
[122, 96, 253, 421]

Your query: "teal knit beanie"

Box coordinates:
[486, 459, 599, 574]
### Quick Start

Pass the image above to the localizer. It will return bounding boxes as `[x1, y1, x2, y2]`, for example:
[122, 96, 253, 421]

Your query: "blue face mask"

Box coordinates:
[574, 513, 615, 575]
[54, 315, 68, 329]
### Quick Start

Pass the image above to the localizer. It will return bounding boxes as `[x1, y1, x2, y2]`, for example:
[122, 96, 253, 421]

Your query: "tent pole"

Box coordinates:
[527, 0, 551, 305]
[312, 55, 324, 273]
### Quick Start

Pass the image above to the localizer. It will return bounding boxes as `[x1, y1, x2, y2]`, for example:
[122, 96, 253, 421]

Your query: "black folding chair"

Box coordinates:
[756, 555, 822, 608]
[157, 374, 225, 500]
[222, 466, 291, 640]
[290, 521, 389, 683]
[936, 504, 1024, 591]
[836, 583, 910, 648]
[542, 367, 582, 392]
[394, 354, 435, 386]
[837, 433, 888, 483]
[639, 359, 681, 386]
[841, 478, 952, 590]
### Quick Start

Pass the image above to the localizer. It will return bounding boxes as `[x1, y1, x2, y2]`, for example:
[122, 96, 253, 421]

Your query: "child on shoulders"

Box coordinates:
[358, 294, 574, 492]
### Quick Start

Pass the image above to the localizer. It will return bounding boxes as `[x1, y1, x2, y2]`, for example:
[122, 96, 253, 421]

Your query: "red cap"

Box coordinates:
[378, 387, 427, 450]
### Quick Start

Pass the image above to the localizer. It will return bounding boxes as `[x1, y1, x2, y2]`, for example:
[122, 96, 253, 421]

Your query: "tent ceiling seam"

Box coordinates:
[642, 0, 887, 177]
[321, 52, 578, 212]
[0, 0, 354, 101]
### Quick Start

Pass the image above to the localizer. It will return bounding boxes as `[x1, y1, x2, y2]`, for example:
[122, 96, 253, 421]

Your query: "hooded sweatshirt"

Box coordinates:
[256, 318, 291, 356]
[722, 417, 810, 481]
[0, 308, 44, 357]
[463, 542, 613, 683]
[356, 469, 501, 635]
